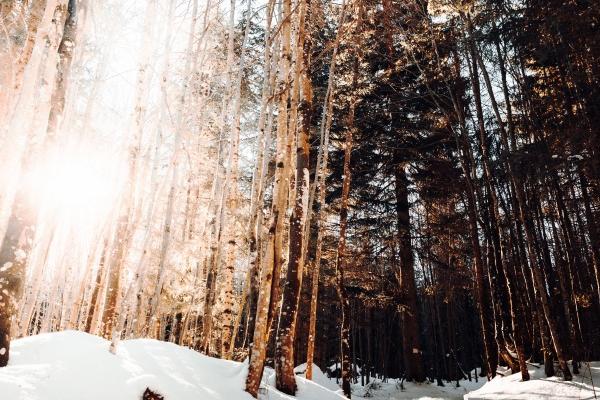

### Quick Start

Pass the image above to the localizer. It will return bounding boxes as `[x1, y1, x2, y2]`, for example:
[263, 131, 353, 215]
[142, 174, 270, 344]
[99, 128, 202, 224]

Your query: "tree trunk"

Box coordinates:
[335, 37, 359, 398]
[394, 163, 426, 382]
[305, 1, 347, 378]
[46, 0, 77, 139]
[245, 0, 293, 393]
[275, 0, 312, 391]
[0, 191, 35, 367]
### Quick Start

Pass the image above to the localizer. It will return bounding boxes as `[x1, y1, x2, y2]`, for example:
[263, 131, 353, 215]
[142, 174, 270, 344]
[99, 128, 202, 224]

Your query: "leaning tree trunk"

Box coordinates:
[469, 16, 572, 379]
[447, 75, 498, 377]
[465, 31, 520, 373]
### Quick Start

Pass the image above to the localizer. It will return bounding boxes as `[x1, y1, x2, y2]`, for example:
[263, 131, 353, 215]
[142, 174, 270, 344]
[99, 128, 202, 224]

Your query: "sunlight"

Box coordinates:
[25, 143, 126, 223]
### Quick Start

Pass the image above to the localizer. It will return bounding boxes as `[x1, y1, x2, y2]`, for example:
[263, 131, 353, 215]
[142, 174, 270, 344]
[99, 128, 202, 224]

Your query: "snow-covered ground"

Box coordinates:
[0, 331, 598, 400]
[465, 363, 600, 400]
[350, 378, 484, 400]
[0, 331, 344, 400]
[294, 362, 486, 399]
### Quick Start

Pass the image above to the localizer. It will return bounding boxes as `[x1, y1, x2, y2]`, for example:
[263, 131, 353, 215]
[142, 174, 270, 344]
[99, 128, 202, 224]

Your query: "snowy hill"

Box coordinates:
[465, 363, 600, 400]
[0, 331, 345, 400]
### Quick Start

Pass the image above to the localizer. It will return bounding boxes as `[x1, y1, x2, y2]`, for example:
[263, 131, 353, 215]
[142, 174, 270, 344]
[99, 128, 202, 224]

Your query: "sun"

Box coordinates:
[24, 142, 126, 224]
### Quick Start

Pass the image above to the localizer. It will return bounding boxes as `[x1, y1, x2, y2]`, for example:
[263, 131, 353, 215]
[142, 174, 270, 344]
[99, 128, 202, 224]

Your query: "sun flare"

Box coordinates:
[24, 144, 126, 223]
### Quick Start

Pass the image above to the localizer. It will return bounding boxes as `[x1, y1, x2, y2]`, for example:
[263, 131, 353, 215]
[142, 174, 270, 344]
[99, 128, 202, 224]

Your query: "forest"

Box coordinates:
[0, 0, 599, 399]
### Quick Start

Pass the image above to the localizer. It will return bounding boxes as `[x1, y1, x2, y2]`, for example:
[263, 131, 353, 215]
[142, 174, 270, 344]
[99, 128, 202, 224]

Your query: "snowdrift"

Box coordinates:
[294, 363, 341, 391]
[464, 363, 600, 400]
[0, 331, 346, 400]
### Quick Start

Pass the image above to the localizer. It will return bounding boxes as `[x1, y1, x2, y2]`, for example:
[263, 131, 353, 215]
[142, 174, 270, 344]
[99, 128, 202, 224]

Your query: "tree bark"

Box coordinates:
[245, 0, 293, 393]
[275, 0, 312, 391]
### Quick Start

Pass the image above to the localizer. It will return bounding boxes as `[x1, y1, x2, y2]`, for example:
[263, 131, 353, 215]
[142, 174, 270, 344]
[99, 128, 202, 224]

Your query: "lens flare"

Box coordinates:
[24, 143, 126, 225]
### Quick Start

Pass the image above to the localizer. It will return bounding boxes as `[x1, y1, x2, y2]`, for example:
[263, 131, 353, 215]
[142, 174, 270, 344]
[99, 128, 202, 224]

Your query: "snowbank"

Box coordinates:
[294, 363, 342, 391]
[464, 363, 600, 399]
[0, 331, 346, 400]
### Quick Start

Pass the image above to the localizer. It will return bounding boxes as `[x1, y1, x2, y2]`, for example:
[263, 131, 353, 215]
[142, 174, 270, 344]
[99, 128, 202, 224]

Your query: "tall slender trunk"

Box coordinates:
[394, 163, 426, 382]
[306, 1, 347, 378]
[220, 0, 253, 358]
[201, 0, 238, 354]
[242, 0, 276, 356]
[335, 33, 359, 398]
[46, 0, 77, 139]
[245, 0, 293, 393]
[275, 0, 312, 391]
[85, 240, 109, 333]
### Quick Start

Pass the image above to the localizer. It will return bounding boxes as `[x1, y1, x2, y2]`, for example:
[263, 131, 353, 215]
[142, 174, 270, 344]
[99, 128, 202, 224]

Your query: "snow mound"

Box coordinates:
[0, 331, 346, 400]
[464, 362, 600, 399]
[294, 363, 341, 391]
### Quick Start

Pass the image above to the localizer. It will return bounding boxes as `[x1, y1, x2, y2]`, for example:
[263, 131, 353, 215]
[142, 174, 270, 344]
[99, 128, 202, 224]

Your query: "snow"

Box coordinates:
[2, 331, 597, 400]
[14, 249, 27, 262]
[319, 362, 486, 399]
[1, 262, 13, 272]
[349, 377, 485, 400]
[0, 331, 346, 400]
[295, 363, 341, 392]
[465, 363, 600, 399]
